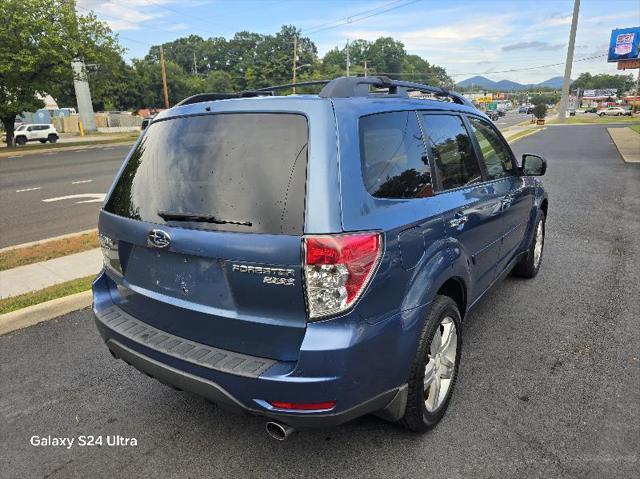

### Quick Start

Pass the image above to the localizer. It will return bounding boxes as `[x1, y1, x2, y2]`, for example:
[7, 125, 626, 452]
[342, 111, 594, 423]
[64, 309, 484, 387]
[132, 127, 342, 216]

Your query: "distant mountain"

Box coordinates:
[455, 75, 570, 91]
[535, 76, 565, 89]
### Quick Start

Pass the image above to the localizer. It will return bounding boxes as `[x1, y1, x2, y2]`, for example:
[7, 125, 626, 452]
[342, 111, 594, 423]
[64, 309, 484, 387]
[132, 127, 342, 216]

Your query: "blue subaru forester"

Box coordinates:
[93, 76, 548, 439]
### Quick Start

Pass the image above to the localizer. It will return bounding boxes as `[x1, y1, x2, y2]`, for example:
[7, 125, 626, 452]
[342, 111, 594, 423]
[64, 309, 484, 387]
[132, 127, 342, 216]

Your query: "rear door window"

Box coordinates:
[420, 114, 482, 190]
[467, 116, 516, 180]
[104, 113, 308, 235]
[359, 111, 433, 199]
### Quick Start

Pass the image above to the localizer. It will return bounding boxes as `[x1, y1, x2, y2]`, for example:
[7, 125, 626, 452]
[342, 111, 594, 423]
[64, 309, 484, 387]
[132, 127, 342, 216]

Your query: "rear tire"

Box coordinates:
[48, 134, 58, 143]
[399, 295, 462, 433]
[512, 210, 545, 278]
[16, 136, 27, 146]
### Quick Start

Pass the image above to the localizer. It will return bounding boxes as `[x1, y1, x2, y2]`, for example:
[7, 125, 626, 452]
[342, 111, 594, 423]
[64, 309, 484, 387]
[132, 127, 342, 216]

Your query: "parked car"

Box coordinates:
[598, 106, 626, 116]
[94, 76, 548, 438]
[584, 107, 598, 113]
[141, 116, 154, 130]
[487, 110, 500, 121]
[518, 105, 528, 113]
[496, 109, 506, 117]
[2, 123, 58, 145]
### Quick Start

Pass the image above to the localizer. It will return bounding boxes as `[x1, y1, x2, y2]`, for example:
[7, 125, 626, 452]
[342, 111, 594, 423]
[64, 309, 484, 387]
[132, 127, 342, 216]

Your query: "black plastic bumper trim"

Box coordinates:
[96, 305, 277, 378]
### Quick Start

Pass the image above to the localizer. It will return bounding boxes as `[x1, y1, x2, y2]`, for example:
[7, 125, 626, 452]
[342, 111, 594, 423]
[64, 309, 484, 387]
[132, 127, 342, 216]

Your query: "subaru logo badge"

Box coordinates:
[148, 229, 171, 249]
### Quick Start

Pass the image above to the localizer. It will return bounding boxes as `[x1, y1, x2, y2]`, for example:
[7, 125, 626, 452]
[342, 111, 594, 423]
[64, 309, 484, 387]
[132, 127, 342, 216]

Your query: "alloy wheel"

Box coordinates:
[424, 317, 458, 412]
[533, 220, 544, 268]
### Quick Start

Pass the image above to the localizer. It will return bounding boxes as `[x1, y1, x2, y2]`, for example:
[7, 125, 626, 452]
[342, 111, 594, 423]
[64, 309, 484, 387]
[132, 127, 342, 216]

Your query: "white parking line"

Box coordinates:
[103, 147, 114, 150]
[8, 155, 22, 159]
[71, 179, 93, 185]
[74, 149, 87, 153]
[16, 187, 42, 193]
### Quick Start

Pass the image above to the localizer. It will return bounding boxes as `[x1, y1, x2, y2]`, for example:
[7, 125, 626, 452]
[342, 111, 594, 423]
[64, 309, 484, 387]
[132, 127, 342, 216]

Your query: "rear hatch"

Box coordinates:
[100, 112, 309, 361]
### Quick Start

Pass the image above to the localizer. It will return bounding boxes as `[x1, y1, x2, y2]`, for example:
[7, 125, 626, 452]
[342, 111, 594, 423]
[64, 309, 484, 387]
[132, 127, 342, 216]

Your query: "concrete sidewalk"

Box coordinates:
[608, 127, 640, 163]
[0, 248, 101, 299]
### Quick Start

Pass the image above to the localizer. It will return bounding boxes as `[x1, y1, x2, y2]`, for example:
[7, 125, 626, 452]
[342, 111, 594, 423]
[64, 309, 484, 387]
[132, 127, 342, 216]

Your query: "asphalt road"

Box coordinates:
[0, 113, 530, 248]
[1, 124, 638, 478]
[0, 145, 130, 247]
[492, 109, 530, 129]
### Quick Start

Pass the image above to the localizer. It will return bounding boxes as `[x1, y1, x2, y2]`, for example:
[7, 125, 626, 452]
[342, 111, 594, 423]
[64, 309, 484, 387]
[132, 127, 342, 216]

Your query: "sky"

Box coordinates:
[76, 0, 640, 84]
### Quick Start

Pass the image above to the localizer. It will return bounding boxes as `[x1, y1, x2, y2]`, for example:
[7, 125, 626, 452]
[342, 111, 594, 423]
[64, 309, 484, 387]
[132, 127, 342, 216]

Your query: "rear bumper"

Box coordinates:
[93, 271, 419, 428]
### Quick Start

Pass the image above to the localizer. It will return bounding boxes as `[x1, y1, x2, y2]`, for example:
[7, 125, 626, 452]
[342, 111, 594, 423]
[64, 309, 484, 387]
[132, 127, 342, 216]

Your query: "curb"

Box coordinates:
[0, 229, 97, 253]
[0, 141, 134, 158]
[0, 290, 92, 336]
[505, 128, 544, 144]
[607, 127, 640, 164]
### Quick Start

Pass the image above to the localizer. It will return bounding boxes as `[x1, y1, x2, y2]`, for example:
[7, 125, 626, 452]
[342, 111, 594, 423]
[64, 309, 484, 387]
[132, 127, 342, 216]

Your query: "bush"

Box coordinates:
[533, 104, 547, 120]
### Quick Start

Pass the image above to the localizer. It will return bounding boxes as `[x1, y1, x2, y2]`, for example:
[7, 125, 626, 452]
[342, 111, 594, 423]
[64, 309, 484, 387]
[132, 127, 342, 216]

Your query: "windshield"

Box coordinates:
[104, 113, 308, 235]
[16, 125, 26, 131]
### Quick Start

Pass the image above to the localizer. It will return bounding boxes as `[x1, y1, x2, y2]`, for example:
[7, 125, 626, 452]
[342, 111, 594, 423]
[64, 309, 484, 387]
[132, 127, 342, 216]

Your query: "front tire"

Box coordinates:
[48, 134, 58, 143]
[399, 295, 462, 432]
[512, 210, 545, 278]
[15, 136, 27, 146]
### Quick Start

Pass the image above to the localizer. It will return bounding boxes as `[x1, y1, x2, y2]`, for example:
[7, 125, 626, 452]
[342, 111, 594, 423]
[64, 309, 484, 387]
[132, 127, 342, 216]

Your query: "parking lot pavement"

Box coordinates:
[1, 125, 639, 478]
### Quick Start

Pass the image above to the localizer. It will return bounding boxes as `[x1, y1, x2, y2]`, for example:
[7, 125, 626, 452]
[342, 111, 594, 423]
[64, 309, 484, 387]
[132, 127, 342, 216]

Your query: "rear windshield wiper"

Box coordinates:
[158, 211, 252, 227]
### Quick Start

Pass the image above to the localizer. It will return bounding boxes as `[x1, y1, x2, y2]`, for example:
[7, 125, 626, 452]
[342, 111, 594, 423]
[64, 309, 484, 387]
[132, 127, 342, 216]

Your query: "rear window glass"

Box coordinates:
[104, 113, 308, 235]
[421, 114, 482, 190]
[359, 111, 433, 199]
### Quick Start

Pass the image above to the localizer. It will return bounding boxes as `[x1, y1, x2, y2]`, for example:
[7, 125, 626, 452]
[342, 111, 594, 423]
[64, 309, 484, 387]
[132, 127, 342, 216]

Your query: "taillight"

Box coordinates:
[99, 232, 122, 275]
[304, 232, 382, 319]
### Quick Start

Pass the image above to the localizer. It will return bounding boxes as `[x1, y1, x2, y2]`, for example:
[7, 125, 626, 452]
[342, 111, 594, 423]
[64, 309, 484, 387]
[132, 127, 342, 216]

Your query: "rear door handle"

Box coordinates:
[449, 212, 468, 228]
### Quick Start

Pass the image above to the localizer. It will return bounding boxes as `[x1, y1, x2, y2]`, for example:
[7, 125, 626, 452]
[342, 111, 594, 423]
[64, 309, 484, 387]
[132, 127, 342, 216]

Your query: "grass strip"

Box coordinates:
[629, 125, 640, 134]
[505, 127, 541, 144]
[0, 231, 99, 271]
[0, 275, 94, 315]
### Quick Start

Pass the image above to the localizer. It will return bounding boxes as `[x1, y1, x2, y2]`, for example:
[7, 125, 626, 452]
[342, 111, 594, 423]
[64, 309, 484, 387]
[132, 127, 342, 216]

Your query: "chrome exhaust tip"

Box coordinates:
[265, 421, 295, 441]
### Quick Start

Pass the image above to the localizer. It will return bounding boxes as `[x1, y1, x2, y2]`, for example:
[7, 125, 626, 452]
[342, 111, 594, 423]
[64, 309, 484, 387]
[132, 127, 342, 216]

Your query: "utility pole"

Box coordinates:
[363, 60, 368, 77]
[558, 0, 580, 121]
[292, 36, 298, 94]
[346, 40, 350, 77]
[192, 51, 197, 76]
[71, 59, 97, 133]
[159, 46, 170, 108]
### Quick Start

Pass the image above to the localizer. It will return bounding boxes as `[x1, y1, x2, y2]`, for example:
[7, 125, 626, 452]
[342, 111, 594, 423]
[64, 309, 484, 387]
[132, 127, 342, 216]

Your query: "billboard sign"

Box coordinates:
[583, 89, 617, 98]
[608, 27, 640, 62]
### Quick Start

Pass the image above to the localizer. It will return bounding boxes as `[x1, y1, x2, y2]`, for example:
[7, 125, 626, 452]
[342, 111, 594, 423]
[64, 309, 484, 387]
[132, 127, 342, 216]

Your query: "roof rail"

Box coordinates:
[175, 90, 273, 106]
[175, 76, 473, 108]
[255, 80, 332, 92]
[318, 76, 474, 107]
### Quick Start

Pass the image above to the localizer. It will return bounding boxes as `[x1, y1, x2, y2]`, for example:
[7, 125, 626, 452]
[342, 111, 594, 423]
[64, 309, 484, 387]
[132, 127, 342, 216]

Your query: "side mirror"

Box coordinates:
[521, 154, 547, 176]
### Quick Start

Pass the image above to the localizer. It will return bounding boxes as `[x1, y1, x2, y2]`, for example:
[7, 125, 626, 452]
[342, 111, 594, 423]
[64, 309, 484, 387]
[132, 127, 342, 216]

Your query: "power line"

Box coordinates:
[372, 53, 607, 78]
[303, 0, 423, 35]
[301, 0, 405, 34]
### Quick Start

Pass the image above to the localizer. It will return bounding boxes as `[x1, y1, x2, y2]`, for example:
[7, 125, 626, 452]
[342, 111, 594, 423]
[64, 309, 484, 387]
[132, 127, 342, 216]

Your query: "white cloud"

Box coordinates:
[77, 0, 173, 31]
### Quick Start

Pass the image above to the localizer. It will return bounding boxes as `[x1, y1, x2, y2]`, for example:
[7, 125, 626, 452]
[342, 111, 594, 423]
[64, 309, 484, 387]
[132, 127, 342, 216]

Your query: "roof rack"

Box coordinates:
[318, 76, 473, 107]
[175, 76, 473, 108]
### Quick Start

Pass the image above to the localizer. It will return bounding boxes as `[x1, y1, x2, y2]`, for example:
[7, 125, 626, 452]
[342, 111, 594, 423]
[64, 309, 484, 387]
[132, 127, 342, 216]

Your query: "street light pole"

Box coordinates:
[292, 36, 298, 94]
[558, 0, 580, 121]
[159, 46, 170, 109]
[346, 40, 350, 77]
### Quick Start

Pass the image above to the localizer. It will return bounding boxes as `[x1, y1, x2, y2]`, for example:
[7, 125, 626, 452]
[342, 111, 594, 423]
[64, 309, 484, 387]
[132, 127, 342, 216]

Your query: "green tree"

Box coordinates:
[572, 72, 635, 94]
[0, 0, 122, 147]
